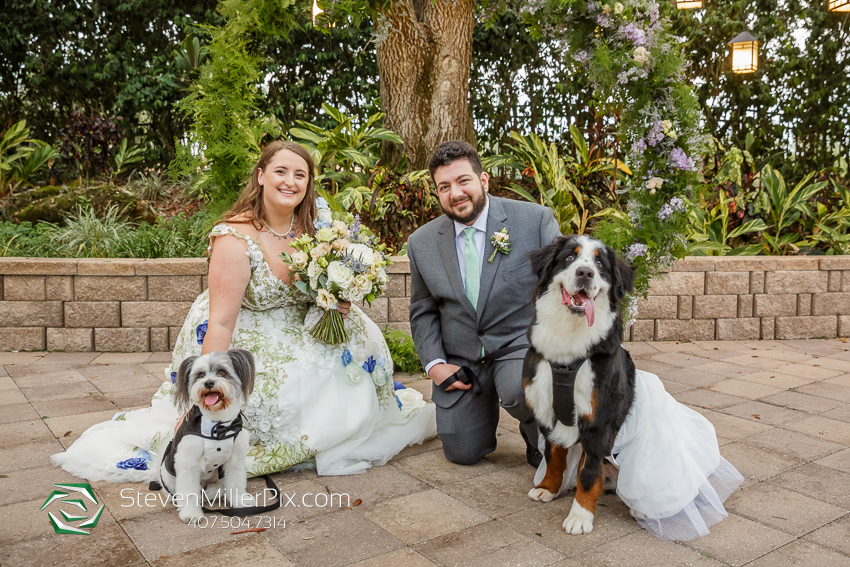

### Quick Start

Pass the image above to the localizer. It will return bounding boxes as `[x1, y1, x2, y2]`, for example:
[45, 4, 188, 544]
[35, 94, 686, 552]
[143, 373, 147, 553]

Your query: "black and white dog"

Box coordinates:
[161, 349, 255, 523]
[522, 235, 635, 535]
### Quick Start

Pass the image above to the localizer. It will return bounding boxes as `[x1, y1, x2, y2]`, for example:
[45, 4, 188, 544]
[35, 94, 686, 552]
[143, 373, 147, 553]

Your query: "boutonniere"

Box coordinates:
[488, 228, 511, 263]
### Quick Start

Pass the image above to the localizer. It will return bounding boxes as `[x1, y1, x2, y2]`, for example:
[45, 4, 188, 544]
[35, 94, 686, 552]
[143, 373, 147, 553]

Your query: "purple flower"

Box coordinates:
[573, 50, 591, 64]
[669, 148, 695, 171]
[621, 23, 647, 46]
[631, 139, 647, 156]
[647, 121, 665, 147]
[626, 243, 649, 262]
[657, 204, 674, 220]
[587, 1, 600, 12]
[595, 14, 612, 27]
[669, 197, 686, 211]
[195, 320, 208, 345]
[117, 457, 148, 471]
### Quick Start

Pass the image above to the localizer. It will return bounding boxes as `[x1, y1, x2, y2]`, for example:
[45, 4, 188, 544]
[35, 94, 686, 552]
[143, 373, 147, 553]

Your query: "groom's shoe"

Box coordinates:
[520, 421, 543, 467]
[526, 446, 543, 468]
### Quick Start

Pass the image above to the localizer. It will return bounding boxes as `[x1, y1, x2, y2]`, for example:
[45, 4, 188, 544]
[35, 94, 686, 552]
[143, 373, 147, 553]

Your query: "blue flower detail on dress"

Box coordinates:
[362, 356, 376, 373]
[393, 381, 405, 390]
[377, 356, 386, 369]
[341, 349, 353, 367]
[117, 457, 148, 470]
[395, 395, 403, 410]
[316, 196, 329, 209]
[170, 372, 177, 383]
[196, 320, 208, 345]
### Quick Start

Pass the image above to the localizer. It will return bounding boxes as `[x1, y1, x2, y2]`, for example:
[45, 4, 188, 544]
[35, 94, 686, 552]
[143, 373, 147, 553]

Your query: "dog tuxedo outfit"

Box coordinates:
[158, 406, 244, 493]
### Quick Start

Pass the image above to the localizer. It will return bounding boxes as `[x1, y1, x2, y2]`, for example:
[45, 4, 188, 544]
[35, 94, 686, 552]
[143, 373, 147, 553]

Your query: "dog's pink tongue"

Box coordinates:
[204, 393, 218, 406]
[577, 291, 595, 327]
[562, 287, 570, 305]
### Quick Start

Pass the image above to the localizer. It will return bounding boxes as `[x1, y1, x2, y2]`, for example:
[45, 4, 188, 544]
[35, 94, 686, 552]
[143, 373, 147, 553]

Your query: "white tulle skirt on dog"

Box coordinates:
[534, 368, 744, 540]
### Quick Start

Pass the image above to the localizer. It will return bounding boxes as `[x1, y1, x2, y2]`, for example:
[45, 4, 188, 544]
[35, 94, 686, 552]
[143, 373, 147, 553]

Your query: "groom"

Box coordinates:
[407, 141, 560, 466]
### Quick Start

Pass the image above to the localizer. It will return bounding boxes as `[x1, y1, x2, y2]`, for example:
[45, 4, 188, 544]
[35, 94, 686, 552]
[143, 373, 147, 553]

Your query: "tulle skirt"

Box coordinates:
[534, 369, 743, 540]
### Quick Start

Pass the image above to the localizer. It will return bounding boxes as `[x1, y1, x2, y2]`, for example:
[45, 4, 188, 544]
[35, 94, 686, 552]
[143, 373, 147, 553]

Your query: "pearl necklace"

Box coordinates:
[263, 215, 296, 240]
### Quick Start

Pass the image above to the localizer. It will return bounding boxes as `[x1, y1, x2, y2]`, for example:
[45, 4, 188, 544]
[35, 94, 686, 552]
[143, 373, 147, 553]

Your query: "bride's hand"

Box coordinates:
[338, 301, 351, 319]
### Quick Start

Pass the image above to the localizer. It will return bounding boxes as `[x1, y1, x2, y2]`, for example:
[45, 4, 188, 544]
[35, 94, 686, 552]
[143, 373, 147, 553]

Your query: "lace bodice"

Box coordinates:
[208, 223, 310, 311]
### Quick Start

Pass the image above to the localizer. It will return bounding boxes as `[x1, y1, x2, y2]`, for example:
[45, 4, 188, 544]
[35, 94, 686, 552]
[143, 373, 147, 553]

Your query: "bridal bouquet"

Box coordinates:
[281, 205, 391, 345]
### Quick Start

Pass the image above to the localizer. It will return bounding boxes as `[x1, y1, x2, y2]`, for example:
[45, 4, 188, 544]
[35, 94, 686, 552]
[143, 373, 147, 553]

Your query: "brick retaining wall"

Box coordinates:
[0, 256, 848, 351]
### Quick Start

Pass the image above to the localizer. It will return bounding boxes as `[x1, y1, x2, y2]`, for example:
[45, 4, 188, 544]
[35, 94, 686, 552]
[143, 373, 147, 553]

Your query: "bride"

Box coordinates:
[52, 141, 437, 481]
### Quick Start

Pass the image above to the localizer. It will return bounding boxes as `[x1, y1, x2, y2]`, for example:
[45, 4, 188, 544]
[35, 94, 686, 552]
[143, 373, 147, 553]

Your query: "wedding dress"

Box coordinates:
[534, 367, 743, 541]
[51, 223, 437, 481]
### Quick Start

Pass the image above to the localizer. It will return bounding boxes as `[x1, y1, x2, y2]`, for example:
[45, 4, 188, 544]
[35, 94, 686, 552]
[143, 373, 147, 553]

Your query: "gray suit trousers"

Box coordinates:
[436, 354, 537, 465]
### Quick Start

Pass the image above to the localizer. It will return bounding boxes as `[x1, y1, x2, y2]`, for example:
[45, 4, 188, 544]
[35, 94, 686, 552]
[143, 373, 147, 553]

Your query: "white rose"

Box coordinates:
[327, 261, 355, 288]
[352, 274, 373, 297]
[291, 251, 309, 269]
[317, 209, 333, 223]
[661, 120, 673, 132]
[316, 288, 337, 310]
[374, 267, 388, 285]
[347, 243, 375, 266]
[646, 177, 664, 191]
[396, 388, 426, 410]
[332, 220, 349, 234]
[614, 2, 624, 14]
[633, 46, 650, 65]
[602, 4, 611, 13]
[307, 261, 322, 288]
[342, 285, 366, 303]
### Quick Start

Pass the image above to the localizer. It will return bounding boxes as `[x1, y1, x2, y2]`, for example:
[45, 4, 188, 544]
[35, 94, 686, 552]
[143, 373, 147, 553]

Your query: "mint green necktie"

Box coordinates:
[463, 227, 480, 310]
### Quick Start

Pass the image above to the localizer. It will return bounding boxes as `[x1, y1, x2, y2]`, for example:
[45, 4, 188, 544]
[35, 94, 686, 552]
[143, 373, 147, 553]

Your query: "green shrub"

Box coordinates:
[0, 209, 215, 258]
[382, 327, 422, 374]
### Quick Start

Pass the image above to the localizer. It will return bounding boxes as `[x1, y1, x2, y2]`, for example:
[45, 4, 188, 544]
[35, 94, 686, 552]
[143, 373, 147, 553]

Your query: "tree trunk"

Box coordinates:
[375, 0, 475, 171]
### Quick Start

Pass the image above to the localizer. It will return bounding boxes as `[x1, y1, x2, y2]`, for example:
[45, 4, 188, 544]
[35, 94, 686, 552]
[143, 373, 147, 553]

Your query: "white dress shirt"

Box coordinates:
[425, 197, 490, 376]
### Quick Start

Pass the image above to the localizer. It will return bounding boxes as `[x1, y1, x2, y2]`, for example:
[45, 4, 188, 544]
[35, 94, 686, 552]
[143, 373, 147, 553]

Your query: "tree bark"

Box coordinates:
[376, 0, 475, 171]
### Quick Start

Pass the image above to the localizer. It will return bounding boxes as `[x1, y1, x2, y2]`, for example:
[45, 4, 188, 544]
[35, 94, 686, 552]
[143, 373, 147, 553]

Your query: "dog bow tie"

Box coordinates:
[209, 414, 243, 440]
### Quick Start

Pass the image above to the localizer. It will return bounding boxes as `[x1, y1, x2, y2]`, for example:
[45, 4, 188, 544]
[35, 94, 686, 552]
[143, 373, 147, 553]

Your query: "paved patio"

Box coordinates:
[2, 339, 850, 566]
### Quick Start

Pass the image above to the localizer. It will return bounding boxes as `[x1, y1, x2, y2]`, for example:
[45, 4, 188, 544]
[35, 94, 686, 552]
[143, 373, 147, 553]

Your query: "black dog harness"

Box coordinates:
[148, 408, 282, 517]
[550, 357, 587, 426]
[161, 406, 244, 479]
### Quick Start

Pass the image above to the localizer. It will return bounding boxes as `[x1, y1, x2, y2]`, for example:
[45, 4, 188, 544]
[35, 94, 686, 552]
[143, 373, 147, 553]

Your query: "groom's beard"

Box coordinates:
[441, 188, 487, 225]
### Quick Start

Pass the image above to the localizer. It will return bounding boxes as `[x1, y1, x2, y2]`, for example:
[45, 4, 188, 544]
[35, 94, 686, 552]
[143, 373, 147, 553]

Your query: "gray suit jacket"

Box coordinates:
[407, 195, 560, 408]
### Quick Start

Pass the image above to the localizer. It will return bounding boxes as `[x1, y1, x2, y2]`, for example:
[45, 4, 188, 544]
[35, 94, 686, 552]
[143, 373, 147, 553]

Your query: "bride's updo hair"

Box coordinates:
[221, 141, 318, 236]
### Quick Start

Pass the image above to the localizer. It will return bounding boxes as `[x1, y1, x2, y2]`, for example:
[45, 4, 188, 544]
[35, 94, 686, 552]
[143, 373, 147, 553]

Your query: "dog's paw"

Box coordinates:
[528, 487, 556, 502]
[178, 507, 205, 524]
[562, 500, 594, 535]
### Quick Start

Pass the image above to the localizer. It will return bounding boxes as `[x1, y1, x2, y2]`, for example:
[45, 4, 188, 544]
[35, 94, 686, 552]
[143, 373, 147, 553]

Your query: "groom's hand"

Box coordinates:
[429, 363, 472, 391]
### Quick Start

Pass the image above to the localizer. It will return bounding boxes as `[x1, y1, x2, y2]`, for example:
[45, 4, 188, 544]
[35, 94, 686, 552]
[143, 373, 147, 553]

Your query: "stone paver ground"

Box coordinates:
[2, 339, 850, 566]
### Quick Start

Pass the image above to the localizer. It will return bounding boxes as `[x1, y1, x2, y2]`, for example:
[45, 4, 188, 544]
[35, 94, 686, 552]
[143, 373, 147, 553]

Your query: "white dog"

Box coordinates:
[159, 349, 255, 524]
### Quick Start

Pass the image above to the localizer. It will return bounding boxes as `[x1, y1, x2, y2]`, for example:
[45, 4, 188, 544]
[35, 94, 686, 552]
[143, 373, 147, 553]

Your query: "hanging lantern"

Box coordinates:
[676, 0, 704, 9]
[828, 0, 850, 11]
[312, 0, 324, 25]
[728, 32, 760, 74]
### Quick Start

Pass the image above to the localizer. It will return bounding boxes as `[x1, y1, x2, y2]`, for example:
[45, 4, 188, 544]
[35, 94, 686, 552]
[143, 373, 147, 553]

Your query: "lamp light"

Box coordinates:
[828, 0, 850, 12]
[728, 31, 760, 74]
[676, 0, 704, 9]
